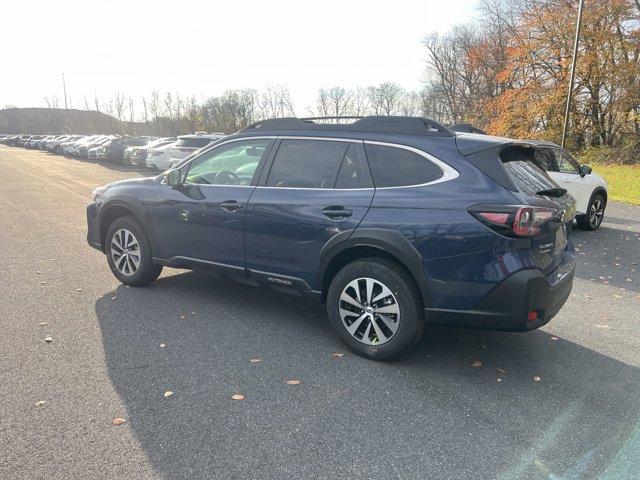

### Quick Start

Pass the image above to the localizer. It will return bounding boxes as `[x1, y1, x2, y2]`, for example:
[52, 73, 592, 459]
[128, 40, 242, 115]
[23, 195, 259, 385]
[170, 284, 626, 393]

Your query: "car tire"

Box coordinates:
[105, 216, 162, 286]
[327, 258, 425, 360]
[576, 192, 606, 231]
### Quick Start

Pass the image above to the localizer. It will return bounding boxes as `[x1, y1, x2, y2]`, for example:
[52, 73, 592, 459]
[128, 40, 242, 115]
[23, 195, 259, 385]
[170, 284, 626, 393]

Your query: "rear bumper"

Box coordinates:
[426, 252, 575, 331]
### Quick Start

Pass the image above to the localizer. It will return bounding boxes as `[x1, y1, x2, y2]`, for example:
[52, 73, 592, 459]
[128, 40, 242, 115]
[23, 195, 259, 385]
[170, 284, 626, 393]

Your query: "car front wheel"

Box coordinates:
[327, 258, 425, 360]
[105, 216, 163, 286]
[577, 193, 606, 231]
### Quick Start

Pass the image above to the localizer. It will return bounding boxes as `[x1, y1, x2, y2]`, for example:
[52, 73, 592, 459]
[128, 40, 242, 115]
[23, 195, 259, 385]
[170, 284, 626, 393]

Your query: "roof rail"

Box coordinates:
[240, 116, 454, 136]
[448, 123, 487, 135]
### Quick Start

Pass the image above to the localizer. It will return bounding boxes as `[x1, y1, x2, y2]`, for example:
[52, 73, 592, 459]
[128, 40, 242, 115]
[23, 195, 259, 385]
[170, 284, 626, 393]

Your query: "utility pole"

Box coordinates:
[561, 0, 585, 148]
[62, 73, 70, 133]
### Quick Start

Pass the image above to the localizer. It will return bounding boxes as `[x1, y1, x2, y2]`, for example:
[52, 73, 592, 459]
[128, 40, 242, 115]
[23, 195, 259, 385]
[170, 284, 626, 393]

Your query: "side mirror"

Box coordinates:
[579, 165, 592, 177]
[165, 169, 182, 186]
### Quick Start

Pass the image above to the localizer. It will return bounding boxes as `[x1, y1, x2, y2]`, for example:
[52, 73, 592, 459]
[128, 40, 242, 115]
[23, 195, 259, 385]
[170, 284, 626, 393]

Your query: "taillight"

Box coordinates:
[469, 205, 558, 237]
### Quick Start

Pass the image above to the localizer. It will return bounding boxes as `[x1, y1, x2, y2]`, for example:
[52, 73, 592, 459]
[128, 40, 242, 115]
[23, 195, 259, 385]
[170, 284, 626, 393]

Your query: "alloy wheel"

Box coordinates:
[339, 277, 400, 345]
[110, 228, 141, 276]
[589, 198, 605, 228]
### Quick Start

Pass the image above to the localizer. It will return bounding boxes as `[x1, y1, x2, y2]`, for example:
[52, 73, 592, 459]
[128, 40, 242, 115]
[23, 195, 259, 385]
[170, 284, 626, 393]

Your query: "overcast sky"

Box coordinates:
[1, 0, 478, 115]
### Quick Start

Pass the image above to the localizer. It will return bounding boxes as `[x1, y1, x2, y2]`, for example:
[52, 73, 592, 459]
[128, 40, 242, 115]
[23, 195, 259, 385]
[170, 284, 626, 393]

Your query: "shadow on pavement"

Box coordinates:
[95, 271, 640, 479]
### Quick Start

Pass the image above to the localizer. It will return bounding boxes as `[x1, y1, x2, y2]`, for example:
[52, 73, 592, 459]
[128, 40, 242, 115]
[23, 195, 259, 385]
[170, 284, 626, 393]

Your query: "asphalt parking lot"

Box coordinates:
[1, 146, 639, 480]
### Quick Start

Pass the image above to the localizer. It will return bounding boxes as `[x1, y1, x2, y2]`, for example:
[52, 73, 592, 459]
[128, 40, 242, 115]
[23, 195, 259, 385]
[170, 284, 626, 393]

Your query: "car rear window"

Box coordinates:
[500, 146, 558, 196]
[364, 144, 443, 188]
[176, 138, 212, 149]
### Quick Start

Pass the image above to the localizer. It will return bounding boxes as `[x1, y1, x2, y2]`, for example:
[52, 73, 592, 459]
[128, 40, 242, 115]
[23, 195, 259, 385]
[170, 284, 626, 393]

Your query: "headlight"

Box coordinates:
[92, 185, 110, 200]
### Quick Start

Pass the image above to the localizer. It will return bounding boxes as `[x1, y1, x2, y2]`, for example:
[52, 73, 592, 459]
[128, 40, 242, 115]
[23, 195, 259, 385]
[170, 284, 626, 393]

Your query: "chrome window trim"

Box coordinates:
[175, 135, 459, 191]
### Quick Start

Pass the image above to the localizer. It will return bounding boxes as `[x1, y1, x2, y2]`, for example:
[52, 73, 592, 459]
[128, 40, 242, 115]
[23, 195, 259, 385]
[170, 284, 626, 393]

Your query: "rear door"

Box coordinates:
[244, 137, 374, 290]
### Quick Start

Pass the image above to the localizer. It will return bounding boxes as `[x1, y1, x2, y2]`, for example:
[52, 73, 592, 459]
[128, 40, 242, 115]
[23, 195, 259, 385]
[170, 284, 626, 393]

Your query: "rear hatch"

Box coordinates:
[500, 145, 575, 275]
[458, 136, 575, 276]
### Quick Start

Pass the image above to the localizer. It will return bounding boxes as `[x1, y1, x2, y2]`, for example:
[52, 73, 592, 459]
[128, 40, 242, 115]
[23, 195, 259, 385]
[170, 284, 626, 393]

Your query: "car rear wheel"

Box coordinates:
[327, 258, 425, 360]
[577, 193, 606, 231]
[105, 216, 162, 286]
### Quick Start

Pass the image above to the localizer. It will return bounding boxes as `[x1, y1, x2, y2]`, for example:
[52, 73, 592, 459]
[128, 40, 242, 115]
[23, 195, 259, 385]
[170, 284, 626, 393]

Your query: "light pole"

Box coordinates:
[62, 73, 70, 133]
[561, 0, 585, 148]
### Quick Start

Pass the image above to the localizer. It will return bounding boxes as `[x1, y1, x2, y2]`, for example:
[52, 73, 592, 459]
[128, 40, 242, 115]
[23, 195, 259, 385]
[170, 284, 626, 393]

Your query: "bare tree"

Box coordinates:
[367, 82, 403, 115]
[43, 96, 60, 109]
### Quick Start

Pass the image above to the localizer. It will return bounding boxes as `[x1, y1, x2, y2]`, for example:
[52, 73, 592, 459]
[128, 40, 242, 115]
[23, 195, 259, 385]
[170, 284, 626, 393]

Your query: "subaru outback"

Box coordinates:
[87, 116, 576, 360]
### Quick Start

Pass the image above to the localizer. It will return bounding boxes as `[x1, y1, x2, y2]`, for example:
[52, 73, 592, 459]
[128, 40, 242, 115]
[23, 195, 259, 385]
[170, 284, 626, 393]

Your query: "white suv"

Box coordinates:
[167, 133, 225, 164]
[531, 141, 608, 230]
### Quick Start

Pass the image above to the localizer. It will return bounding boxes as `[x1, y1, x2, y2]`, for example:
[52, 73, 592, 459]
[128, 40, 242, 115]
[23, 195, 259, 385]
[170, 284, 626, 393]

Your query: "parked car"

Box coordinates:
[26, 135, 46, 148]
[56, 135, 85, 154]
[166, 133, 225, 164]
[527, 141, 608, 230]
[145, 141, 179, 171]
[122, 137, 159, 164]
[78, 135, 115, 158]
[87, 116, 577, 360]
[63, 135, 100, 156]
[97, 137, 151, 164]
[125, 137, 176, 167]
[46, 135, 73, 151]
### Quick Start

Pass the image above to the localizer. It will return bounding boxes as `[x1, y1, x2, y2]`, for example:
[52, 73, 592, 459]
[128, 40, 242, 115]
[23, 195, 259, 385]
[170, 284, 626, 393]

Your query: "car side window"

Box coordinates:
[185, 139, 271, 186]
[335, 143, 373, 189]
[534, 148, 556, 172]
[554, 148, 580, 174]
[266, 139, 352, 189]
[364, 143, 443, 187]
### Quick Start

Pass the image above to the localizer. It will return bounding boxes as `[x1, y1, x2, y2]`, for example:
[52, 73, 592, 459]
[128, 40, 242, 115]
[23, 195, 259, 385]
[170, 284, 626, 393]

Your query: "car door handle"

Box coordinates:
[322, 206, 353, 219]
[220, 200, 242, 212]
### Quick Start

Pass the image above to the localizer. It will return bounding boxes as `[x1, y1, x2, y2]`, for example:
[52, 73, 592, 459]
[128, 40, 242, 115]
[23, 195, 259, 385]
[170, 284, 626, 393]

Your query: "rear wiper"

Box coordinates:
[536, 188, 567, 197]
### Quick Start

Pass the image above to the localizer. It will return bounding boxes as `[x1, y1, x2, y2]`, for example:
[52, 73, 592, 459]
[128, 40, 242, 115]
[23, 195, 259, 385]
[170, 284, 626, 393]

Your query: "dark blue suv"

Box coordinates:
[87, 117, 576, 360]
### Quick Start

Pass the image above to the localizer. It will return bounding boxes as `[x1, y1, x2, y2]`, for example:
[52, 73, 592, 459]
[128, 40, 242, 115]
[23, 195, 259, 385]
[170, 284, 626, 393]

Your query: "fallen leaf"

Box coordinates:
[331, 352, 344, 358]
[231, 394, 245, 401]
[44, 336, 53, 343]
[550, 336, 558, 341]
[37, 322, 49, 327]
[249, 358, 261, 363]
[532, 375, 542, 382]
[40, 281, 47, 285]
[497, 368, 506, 374]
[36, 271, 42, 274]
[585, 295, 594, 299]
[112, 418, 126, 426]
[76, 288, 82, 292]
[159, 343, 166, 348]
[286, 379, 301, 385]
[470, 360, 483, 368]
[34, 400, 46, 407]
[164, 391, 173, 397]
[613, 294, 622, 298]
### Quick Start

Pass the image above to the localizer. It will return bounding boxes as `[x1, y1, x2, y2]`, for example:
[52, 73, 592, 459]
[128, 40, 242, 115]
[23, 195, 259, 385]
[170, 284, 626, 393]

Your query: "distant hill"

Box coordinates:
[0, 107, 153, 135]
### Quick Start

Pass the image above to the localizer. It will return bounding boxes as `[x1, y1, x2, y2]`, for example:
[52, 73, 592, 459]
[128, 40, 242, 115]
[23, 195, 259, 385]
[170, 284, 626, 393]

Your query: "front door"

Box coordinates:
[551, 148, 593, 214]
[152, 138, 274, 269]
[245, 138, 374, 290]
